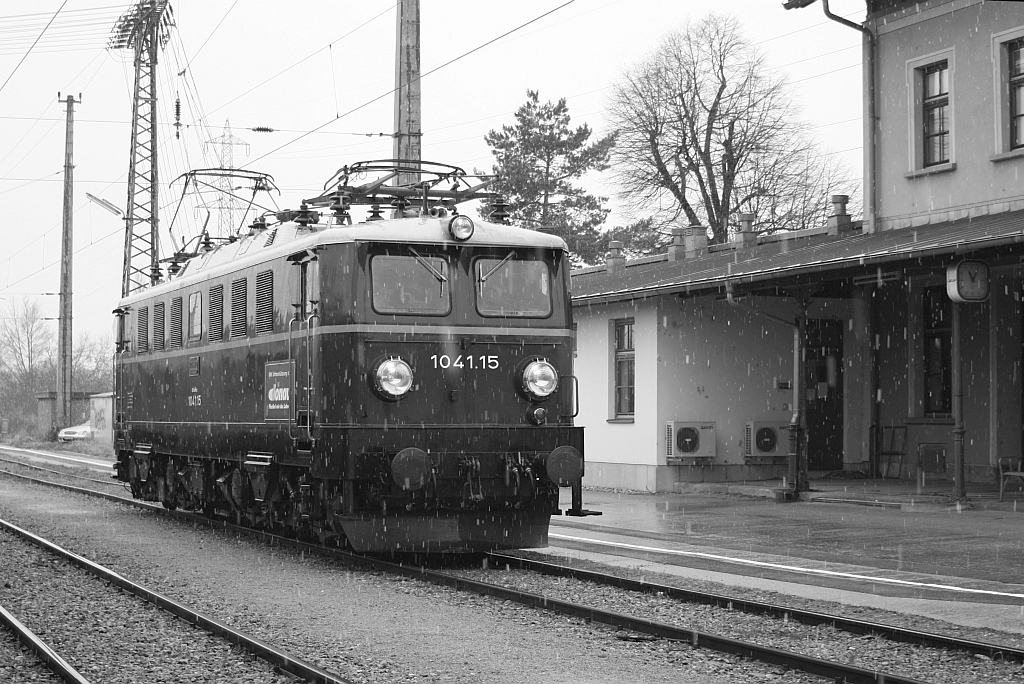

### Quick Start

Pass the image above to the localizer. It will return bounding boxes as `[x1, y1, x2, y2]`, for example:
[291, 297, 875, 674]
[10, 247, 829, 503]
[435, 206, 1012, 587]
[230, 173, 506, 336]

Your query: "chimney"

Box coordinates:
[606, 240, 625, 274]
[684, 221, 708, 259]
[827, 194, 852, 235]
[735, 213, 757, 248]
[668, 227, 685, 261]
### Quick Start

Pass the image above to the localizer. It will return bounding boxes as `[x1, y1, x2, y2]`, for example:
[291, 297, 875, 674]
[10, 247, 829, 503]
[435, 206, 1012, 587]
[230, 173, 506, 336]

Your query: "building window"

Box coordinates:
[613, 318, 634, 416]
[922, 61, 949, 167]
[923, 286, 952, 414]
[1011, 40, 1024, 149]
[188, 292, 202, 341]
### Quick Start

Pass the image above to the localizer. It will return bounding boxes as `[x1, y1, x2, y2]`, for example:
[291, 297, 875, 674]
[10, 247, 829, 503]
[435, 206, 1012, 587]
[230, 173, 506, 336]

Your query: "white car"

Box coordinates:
[57, 423, 93, 442]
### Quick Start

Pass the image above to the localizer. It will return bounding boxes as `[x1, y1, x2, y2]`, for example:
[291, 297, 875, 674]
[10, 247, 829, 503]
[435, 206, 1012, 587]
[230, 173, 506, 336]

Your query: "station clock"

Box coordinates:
[946, 260, 989, 303]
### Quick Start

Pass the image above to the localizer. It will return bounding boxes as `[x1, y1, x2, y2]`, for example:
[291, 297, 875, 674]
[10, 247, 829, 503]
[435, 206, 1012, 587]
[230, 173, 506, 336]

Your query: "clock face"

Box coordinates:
[946, 260, 989, 303]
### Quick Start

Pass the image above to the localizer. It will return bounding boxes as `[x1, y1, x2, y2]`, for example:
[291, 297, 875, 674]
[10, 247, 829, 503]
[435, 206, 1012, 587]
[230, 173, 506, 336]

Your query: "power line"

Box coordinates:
[0, 0, 69, 96]
[245, 0, 577, 168]
[178, 0, 237, 73]
[202, 2, 396, 122]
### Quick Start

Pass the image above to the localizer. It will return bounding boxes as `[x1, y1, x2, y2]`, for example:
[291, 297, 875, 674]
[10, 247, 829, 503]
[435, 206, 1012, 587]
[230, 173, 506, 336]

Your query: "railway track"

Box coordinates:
[0, 515, 352, 684]
[2, 456, 1020, 683]
[0, 600, 90, 684]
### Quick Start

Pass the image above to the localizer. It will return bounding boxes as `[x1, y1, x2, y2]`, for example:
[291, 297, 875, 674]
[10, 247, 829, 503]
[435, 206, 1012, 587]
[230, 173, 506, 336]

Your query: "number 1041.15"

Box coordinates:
[429, 354, 498, 370]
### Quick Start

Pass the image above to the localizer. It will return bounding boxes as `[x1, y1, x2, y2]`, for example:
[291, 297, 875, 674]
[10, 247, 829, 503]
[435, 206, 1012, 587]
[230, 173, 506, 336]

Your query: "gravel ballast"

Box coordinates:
[0, 527, 297, 684]
[0, 630, 64, 684]
[0, 476, 824, 684]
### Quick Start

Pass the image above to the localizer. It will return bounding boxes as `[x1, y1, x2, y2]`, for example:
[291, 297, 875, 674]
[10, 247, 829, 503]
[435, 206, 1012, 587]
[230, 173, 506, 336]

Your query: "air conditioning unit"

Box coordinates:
[744, 421, 792, 463]
[666, 421, 716, 464]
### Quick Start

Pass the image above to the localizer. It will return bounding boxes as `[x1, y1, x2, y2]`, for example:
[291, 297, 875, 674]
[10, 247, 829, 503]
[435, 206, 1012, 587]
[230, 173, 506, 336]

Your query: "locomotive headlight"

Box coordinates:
[375, 357, 414, 398]
[447, 215, 475, 241]
[521, 359, 558, 400]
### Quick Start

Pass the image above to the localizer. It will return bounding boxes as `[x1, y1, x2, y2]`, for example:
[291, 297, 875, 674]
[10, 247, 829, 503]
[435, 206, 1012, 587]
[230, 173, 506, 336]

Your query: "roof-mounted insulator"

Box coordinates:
[490, 196, 511, 225]
[295, 203, 320, 227]
[366, 203, 384, 221]
[248, 215, 267, 234]
[329, 190, 352, 225]
[200, 231, 214, 252]
[167, 261, 182, 277]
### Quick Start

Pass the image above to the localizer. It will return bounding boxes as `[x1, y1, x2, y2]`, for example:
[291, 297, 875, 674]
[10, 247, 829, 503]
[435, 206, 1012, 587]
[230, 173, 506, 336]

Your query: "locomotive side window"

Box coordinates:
[137, 306, 149, 354]
[230, 278, 248, 338]
[475, 255, 551, 317]
[169, 297, 183, 348]
[188, 292, 202, 342]
[152, 302, 166, 351]
[371, 254, 450, 315]
[255, 270, 274, 334]
[208, 286, 224, 342]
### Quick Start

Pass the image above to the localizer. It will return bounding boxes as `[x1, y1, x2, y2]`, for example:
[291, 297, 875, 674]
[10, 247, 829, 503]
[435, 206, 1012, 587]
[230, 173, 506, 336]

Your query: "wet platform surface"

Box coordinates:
[551, 479, 1024, 632]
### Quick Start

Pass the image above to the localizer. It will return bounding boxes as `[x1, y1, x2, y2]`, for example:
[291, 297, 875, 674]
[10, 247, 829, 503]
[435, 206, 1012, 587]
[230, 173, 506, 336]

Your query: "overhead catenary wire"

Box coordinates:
[0, 0, 69, 96]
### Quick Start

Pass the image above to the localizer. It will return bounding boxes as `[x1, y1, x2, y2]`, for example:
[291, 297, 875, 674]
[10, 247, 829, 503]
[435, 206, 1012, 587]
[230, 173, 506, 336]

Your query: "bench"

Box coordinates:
[998, 457, 1024, 502]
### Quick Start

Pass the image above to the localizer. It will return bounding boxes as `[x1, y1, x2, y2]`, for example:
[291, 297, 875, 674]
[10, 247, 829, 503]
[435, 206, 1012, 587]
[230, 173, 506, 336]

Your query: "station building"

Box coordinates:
[572, 0, 1024, 492]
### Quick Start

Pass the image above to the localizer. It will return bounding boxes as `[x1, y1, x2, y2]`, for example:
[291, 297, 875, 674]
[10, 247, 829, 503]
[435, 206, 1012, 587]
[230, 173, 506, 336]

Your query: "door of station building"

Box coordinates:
[805, 318, 844, 471]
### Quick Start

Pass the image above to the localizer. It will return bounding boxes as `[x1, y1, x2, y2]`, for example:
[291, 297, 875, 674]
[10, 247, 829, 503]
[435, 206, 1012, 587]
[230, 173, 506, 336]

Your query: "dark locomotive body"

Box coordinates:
[112, 205, 589, 552]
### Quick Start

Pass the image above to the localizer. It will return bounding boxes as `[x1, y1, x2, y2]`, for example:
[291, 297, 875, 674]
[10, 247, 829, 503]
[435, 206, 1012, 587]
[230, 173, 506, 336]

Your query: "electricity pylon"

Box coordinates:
[204, 120, 250, 237]
[110, 0, 174, 297]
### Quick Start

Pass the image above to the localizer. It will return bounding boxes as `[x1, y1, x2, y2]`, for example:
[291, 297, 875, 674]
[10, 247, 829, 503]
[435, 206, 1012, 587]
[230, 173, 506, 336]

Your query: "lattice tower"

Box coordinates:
[110, 0, 174, 296]
[204, 120, 250, 237]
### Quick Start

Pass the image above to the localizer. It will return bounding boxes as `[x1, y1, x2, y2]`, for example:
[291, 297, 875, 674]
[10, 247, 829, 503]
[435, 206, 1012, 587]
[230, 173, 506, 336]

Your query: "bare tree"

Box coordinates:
[0, 298, 55, 432]
[607, 13, 856, 245]
[72, 332, 113, 394]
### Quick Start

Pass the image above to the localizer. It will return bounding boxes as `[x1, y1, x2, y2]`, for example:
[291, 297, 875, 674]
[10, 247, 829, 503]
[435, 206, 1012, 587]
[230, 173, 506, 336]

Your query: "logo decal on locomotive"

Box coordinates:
[264, 361, 294, 421]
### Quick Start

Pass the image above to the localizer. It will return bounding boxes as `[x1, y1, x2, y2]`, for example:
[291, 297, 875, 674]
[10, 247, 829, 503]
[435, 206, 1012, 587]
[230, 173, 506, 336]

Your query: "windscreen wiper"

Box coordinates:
[479, 251, 514, 282]
[408, 247, 447, 283]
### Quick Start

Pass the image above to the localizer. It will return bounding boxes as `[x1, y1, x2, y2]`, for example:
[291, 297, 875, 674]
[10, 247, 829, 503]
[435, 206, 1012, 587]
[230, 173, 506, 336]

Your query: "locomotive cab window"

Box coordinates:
[475, 254, 551, 317]
[371, 252, 450, 315]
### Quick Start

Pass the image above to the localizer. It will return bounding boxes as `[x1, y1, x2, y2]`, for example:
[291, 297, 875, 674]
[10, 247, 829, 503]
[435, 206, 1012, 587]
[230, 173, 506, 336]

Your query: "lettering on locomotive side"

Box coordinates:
[264, 360, 294, 421]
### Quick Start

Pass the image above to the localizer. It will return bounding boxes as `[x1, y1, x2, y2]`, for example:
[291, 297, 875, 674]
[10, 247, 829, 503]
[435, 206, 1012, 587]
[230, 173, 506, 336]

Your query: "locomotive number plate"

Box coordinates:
[429, 354, 498, 370]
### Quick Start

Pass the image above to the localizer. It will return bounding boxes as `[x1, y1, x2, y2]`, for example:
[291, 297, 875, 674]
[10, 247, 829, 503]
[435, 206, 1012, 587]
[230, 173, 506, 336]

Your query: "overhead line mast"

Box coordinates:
[110, 0, 174, 297]
[392, 0, 421, 189]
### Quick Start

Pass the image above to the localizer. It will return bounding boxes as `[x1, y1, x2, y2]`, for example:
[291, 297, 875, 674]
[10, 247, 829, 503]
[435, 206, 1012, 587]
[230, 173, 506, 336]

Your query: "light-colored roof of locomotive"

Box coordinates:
[117, 214, 568, 306]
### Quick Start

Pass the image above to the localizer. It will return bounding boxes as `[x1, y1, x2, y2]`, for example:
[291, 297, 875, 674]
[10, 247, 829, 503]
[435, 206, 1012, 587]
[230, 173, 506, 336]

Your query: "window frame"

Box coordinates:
[188, 292, 202, 342]
[1009, 39, 1024, 150]
[612, 318, 635, 418]
[369, 252, 452, 317]
[990, 26, 1024, 160]
[905, 49, 955, 175]
[473, 254, 553, 319]
[922, 61, 950, 167]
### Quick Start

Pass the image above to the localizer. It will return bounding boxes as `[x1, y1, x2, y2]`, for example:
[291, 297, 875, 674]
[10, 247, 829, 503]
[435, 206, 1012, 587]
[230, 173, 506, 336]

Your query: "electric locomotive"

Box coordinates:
[112, 160, 594, 552]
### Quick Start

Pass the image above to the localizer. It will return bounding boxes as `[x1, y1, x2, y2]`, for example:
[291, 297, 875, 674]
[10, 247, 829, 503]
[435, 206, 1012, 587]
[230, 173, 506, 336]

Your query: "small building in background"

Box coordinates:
[35, 391, 95, 435]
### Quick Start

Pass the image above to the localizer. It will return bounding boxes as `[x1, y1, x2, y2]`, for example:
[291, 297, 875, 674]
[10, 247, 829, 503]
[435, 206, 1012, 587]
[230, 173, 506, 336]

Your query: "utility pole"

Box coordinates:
[393, 0, 421, 187]
[110, 0, 174, 297]
[55, 93, 80, 431]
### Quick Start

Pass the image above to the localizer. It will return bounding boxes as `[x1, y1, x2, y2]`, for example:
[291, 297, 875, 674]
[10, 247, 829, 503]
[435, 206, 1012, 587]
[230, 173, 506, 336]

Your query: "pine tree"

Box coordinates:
[483, 91, 616, 266]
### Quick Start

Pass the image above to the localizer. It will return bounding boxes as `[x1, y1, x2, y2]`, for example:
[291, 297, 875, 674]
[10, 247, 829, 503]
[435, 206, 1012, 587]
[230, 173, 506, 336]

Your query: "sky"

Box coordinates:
[0, 0, 866, 339]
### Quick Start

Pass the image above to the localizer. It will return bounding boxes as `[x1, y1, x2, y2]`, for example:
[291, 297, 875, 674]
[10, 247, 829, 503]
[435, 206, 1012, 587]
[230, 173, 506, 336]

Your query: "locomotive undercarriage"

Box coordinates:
[118, 444, 569, 552]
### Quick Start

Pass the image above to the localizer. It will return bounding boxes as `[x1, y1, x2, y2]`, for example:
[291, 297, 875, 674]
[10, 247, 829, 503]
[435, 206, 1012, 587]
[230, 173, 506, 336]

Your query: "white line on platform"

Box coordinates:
[0, 446, 113, 469]
[550, 532, 1024, 600]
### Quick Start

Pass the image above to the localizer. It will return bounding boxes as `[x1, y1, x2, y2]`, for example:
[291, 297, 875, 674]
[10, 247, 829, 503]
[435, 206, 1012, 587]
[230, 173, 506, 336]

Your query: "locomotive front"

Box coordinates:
[311, 215, 587, 551]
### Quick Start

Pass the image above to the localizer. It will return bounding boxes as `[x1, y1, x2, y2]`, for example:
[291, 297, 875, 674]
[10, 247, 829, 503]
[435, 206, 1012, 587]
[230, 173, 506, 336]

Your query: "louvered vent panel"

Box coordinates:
[230, 278, 247, 338]
[264, 229, 278, 247]
[255, 270, 274, 335]
[169, 298, 183, 348]
[152, 303, 165, 351]
[209, 286, 224, 342]
[137, 307, 149, 353]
